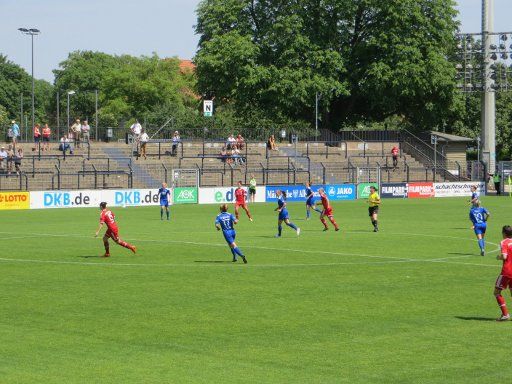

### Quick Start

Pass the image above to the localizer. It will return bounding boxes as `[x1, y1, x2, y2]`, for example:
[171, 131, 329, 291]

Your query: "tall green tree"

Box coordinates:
[195, 0, 460, 131]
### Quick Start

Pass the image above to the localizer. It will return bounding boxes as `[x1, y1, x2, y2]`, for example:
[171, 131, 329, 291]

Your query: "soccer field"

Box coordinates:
[1, 197, 511, 383]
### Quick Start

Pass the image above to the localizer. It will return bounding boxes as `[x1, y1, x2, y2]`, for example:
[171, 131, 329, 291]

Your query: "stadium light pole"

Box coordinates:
[315, 92, 320, 142]
[67, 90, 76, 129]
[18, 27, 40, 136]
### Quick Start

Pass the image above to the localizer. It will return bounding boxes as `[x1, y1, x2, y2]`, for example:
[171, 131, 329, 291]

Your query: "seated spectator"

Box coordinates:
[0, 146, 7, 171]
[59, 136, 73, 154]
[13, 148, 23, 175]
[267, 135, 278, 151]
[232, 147, 245, 165]
[219, 147, 228, 163]
[236, 134, 245, 150]
[226, 134, 236, 150]
[6, 144, 14, 174]
[172, 131, 181, 156]
[226, 148, 234, 164]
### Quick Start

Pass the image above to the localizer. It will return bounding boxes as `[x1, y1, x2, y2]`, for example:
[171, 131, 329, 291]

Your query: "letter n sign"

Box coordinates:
[204, 100, 213, 117]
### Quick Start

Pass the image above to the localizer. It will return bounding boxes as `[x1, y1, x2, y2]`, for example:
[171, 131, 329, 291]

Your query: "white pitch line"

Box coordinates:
[0, 230, 501, 269]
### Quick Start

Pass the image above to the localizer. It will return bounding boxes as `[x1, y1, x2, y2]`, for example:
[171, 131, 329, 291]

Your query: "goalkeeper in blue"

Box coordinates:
[158, 182, 171, 220]
[215, 204, 247, 263]
[469, 200, 490, 256]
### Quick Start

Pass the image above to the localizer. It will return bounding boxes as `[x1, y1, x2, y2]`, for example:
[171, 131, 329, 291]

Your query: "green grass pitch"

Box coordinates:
[1, 197, 512, 383]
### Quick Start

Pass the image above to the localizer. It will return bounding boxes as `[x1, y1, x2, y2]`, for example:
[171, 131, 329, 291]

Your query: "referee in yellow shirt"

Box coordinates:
[368, 186, 381, 232]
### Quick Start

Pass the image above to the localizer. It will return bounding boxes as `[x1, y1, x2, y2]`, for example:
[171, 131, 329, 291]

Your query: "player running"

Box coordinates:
[275, 190, 300, 237]
[493, 225, 512, 321]
[305, 182, 322, 220]
[158, 182, 171, 220]
[215, 204, 247, 263]
[316, 188, 339, 231]
[368, 186, 381, 232]
[469, 201, 490, 256]
[234, 181, 253, 221]
[469, 185, 480, 205]
[95, 202, 136, 257]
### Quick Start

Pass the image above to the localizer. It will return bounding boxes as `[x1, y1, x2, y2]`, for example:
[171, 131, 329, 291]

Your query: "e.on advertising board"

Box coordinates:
[0, 192, 30, 210]
[199, 187, 266, 204]
[407, 182, 435, 198]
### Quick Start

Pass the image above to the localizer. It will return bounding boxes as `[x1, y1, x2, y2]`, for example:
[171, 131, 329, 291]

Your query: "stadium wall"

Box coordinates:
[0, 182, 486, 210]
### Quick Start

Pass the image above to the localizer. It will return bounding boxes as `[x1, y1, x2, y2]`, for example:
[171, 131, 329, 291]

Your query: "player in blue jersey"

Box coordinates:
[274, 190, 300, 237]
[215, 204, 247, 263]
[469, 200, 490, 256]
[305, 182, 322, 220]
[158, 182, 171, 220]
[469, 185, 480, 205]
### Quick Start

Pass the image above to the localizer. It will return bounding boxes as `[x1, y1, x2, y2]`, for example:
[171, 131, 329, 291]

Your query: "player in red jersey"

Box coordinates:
[494, 225, 512, 321]
[234, 181, 253, 221]
[316, 188, 339, 231]
[95, 202, 136, 257]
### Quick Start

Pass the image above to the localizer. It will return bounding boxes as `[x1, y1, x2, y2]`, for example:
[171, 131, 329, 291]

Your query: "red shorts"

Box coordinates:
[322, 207, 333, 217]
[235, 202, 247, 209]
[495, 275, 512, 290]
[105, 226, 119, 240]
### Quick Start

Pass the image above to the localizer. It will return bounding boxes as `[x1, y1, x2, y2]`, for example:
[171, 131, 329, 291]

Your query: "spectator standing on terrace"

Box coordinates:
[130, 119, 142, 141]
[171, 131, 180, 156]
[33, 123, 41, 151]
[13, 148, 23, 175]
[0, 146, 7, 171]
[391, 145, 399, 169]
[219, 147, 228, 163]
[71, 119, 81, 148]
[279, 128, 286, 143]
[42, 124, 51, 151]
[236, 134, 245, 150]
[81, 120, 90, 143]
[10, 120, 20, 147]
[6, 144, 14, 174]
[267, 135, 278, 151]
[138, 129, 149, 160]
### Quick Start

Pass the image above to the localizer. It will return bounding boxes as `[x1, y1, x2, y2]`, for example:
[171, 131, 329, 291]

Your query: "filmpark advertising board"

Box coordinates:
[265, 184, 356, 202]
[407, 182, 435, 198]
[380, 183, 408, 199]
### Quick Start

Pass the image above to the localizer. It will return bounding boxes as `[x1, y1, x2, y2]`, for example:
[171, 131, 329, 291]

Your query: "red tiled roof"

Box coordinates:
[179, 59, 195, 73]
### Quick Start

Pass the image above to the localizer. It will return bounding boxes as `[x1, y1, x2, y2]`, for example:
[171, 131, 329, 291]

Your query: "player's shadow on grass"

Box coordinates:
[78, 255, 104, 259]
[446, 252, 475, 256]
[194, 260, 232, 263]
[455, 316, 496, 322]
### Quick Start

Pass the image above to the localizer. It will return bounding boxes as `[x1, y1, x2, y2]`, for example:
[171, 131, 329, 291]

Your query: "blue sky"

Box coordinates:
[0, 0, 509, 82]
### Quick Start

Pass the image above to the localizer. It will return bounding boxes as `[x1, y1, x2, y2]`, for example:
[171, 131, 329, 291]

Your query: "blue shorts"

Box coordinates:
[474, 223, 487, 235]
[160, 200, 169, 207]
[223, 229, 236, 244]
[306, 197, 315, 207]
[278, 209, 289, 221]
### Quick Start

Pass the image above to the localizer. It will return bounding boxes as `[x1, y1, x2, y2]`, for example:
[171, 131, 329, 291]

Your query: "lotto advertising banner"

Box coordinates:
[381, 183, 408, 199]
[265, 184, 356, 202]
[433, 182, 486, 198]
[199, 186, 265, 204]
[30, 189, 162, 209]
[357, 183, 378, 199]
[173, 187, 198, 204]
[0, 192, 30, 210]
[407, 182, 435, 198]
